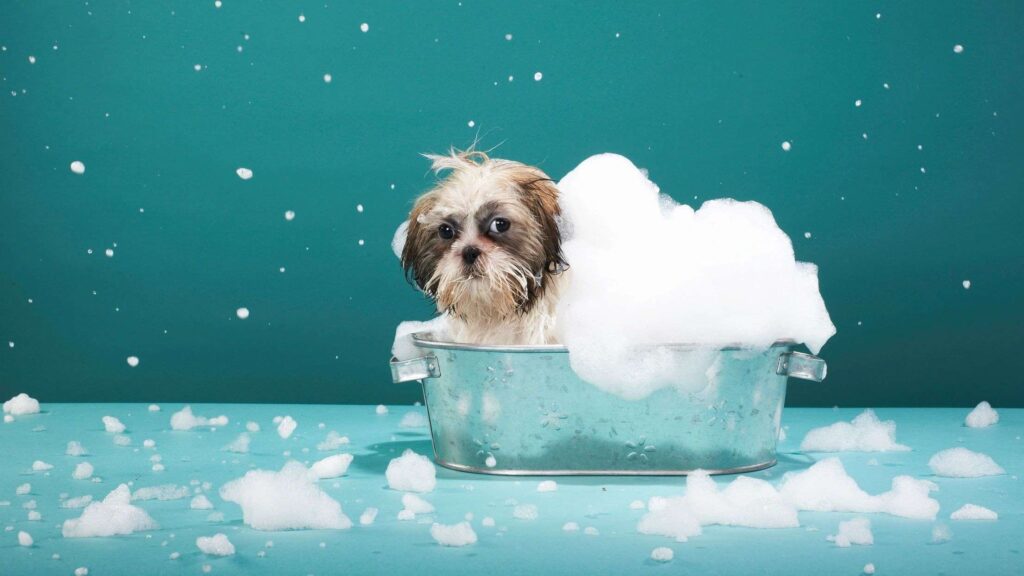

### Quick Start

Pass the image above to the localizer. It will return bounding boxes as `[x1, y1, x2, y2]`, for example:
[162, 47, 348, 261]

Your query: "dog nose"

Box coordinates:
[462, 246, 482, 265]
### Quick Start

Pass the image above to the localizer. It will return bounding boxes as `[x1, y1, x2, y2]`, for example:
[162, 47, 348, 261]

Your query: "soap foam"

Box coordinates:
[827, 517, 873, 547]
[3, 393, 40, 416]
[385, 450, 437, 493]
[928, 448, 1004, 477]
[779, 458, 939, 519]
[219, 461, 352, 530]
[63, 484, 158, 537]
[399, 411, 429, 428]
[950, 503, 997, 520]
[430, 521, 477, 546]
[555, 154, 834, 399]
[72, 462, 94, 480]
[277, 416, 297, 439]
[132, 484, 189, 501]
[196, 533, 235, 556]
[316, 431, 350, 451]
[392, 316, 450, 361]
[800, 410, 910, 452]
[401, 493, 434, 514]
[102, 416, 126, 433]
[964, 401, 999, 428]
[170, 406, 228, 431]
[309, 454, 353, 479]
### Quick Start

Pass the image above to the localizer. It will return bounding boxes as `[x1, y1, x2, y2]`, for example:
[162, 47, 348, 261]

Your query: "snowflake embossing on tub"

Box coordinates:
[624, 435, 657, 464]
[472, 433, 501, 465]
[539, 404, 569, 430]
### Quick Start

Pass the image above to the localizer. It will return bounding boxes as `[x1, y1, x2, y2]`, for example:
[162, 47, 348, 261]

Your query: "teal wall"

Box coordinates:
[1, 1, 1021, 407]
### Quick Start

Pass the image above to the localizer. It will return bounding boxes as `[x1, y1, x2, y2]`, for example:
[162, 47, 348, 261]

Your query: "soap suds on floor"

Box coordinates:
[513, 504, 538, 520]
[309, 454, 353, 479]
[964, 401, 999, 428]
[399, 411, 429, 428]
[132, 485, 189, 501]
[537, 480, 558, 492]
[430, 521, 477, 546]
[72, 462, 94, 480]
[385, 450, 437, 493]
[650, 547, 674, 562]
[950, 504, 997, 520]
[827, 517, 873, 547]
[219, 462, 352, 530]
[63, 484, 159, 537]
[190, 495, 214, 510]
[66, 441, 87, 456]
[196, 533, 235, 556]
[102, 416, 126, 433]
[225, 433, 250, 453]
[3, 393, 40, 416]
[401, 493, 434, 514]
[277, 416, 297, 439]
[928, 447, 1004, 477]
[359, 507, 378, 525]
[317, 431, 350, 451]
[800, 410, 910, 452]
[170, 406, 228, 430]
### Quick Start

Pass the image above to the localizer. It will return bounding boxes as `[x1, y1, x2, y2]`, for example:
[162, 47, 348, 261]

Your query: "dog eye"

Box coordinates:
[489, 218, 510, 234]
[438, 223, 455, 240]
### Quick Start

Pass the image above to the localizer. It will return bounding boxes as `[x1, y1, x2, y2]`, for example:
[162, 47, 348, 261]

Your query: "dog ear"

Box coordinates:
[401, 193, 440, 296]
[515, 172, 568, 275]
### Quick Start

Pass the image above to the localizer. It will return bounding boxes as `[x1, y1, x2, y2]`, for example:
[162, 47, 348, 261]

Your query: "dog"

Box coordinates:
[400, 148, 568, 345]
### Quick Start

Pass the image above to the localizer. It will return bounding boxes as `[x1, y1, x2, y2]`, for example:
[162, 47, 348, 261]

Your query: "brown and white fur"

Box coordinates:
[401, 148, 568, 345]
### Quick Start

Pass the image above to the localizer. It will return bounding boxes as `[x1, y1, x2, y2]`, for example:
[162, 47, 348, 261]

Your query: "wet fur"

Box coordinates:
[401, 148, 568, 345]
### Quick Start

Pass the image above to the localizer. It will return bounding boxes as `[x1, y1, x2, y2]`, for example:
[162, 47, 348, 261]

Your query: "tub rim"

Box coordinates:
[410, 331, 799, 353]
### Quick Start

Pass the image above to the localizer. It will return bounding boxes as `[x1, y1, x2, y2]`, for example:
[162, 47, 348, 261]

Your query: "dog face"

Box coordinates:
[402, 149, 565, 322]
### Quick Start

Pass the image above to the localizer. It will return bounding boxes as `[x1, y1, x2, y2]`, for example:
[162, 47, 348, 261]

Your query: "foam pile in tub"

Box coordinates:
[556, 154, 835, 398]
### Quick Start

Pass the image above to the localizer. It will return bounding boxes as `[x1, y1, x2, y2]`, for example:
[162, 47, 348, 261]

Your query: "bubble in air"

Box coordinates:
[70, 161, 86, 174]
[781, 141, 792, 152]
[360, 23, 369, 32]
[127, 356, 139, 367]
[236, 167, 253, 180]
[533, 71, 543, 81]
[323, 74, 332, 83]
[962, 280, 971, 290]
[284, 210, 295, 221]
[236, 307, 250, 320]
[953, 44, 964, 54]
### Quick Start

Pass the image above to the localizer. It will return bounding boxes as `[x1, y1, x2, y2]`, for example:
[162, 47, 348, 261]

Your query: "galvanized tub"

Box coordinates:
[390, 332, 827, 475]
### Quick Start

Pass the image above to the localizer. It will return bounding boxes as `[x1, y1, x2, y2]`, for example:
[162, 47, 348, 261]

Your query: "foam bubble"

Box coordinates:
[277, 415, 297, 439]
[219, 462, 352, 530]
[66, 441, 87, 456]
[385, 450, 436, 493]
[317, 431, 349, 451]
[132, 484, 189, 501]
[800, 410, 910, 452]
[964, 401, 997, 428]
[225, 433, 250, 453]
[359, 507, 378, 525]
[126, 356, 139, 367]
[360, 22, 369, 33]
[950, 504, 997, 520]
[70, 161, 86, 174]
[236, 307, 250, 319]
[102, 416, 126, 433]
[781, 141, 792, 151]
[63, 484, 158, 537]
[391, 316, 449, 361]
[534, 71, 543, 81]
[170, 406, 228, 430]
[18, 531, 32, 546]
[323, 74, 332, 84]
[191, 495, 214, 510]
[309, 454, 353, 479]
[650, 547, 674, 562]
[196, 533, 234, 556]
[928, 448, 1004, 477]
[430, 522, 477, 546]
[401, 493, 434, 514]
[72, 462, 94, 480]
[236, 167, 253, 180]
[3, 393, 40, 416]
[513, 504, 538, 520]
[953, 44, 964, 54]
[399, 411, 428, 428]
[31, 461, 52, 472]
[537, 480, 557, 492]
[827, 517, 873, 547]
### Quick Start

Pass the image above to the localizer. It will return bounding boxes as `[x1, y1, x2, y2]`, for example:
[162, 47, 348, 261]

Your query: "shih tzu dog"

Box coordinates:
[401, 148, 568, 345]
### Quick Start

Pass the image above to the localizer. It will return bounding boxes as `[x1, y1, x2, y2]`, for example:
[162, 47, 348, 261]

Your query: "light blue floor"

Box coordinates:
[1, 405, 1020, 575]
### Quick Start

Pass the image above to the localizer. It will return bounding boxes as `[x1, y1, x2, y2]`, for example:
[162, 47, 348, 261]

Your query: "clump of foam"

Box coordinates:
[359, 507, 378, 525]
[32, 461, 53, 472]
[931, 524, 952, 543]
[191, 495, 214, 510]
[16, 483, 31, 495]
[513, 504, 538, 520]
[102, 416, 126, 433]
[277, 416, 297, 439]
[3, 393, 40, 416]
[72, 462, 94, 480]
[638, 471, 797, 541]
[537, 480, 558, 492]
[964, 401, 999, 428]
[66, 441, 87, 456]
[800, 410, 910, 452]
[928, 448, 1004, 477]
[402, 493, 434, 515]
[196, 533, 235, 556]
[430, 522, 477, 546]
[827, 517, 873, 547]
[385, 450, 437, 493]
[225, 433, 250, 453]
[18, 530, 33, 546]
[375, 405, 389, 415]
[399, 411, 429, 428]
[219, 461, 352, 530]
[392, 316, 450, 361]
[779, 458, 939, 519]
[170, 406, 228, 431]
[555, 154, 835, 399]
[63, 495, 93, 509]
[63, 484, 158, 537]
[132, 484, 189, 501]
[309, 454, 353, 479]
[950, 504, 997, 520]
[317, 431, 349, 451]
[650, 547, 674, 562]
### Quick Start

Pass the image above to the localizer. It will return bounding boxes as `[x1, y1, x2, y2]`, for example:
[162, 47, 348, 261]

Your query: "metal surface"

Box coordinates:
[391, 332, 827, 475]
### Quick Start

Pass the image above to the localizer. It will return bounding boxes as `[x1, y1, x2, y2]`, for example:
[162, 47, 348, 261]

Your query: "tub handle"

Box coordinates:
[776, 351, 827, 382]
[390, 355, 441, 384]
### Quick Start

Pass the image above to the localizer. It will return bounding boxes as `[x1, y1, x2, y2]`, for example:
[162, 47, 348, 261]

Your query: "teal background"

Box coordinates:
[1, 1, 1021, 407]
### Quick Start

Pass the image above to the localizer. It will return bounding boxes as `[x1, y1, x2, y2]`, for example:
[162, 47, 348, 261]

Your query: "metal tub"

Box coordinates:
[390, 332, 826, 475]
